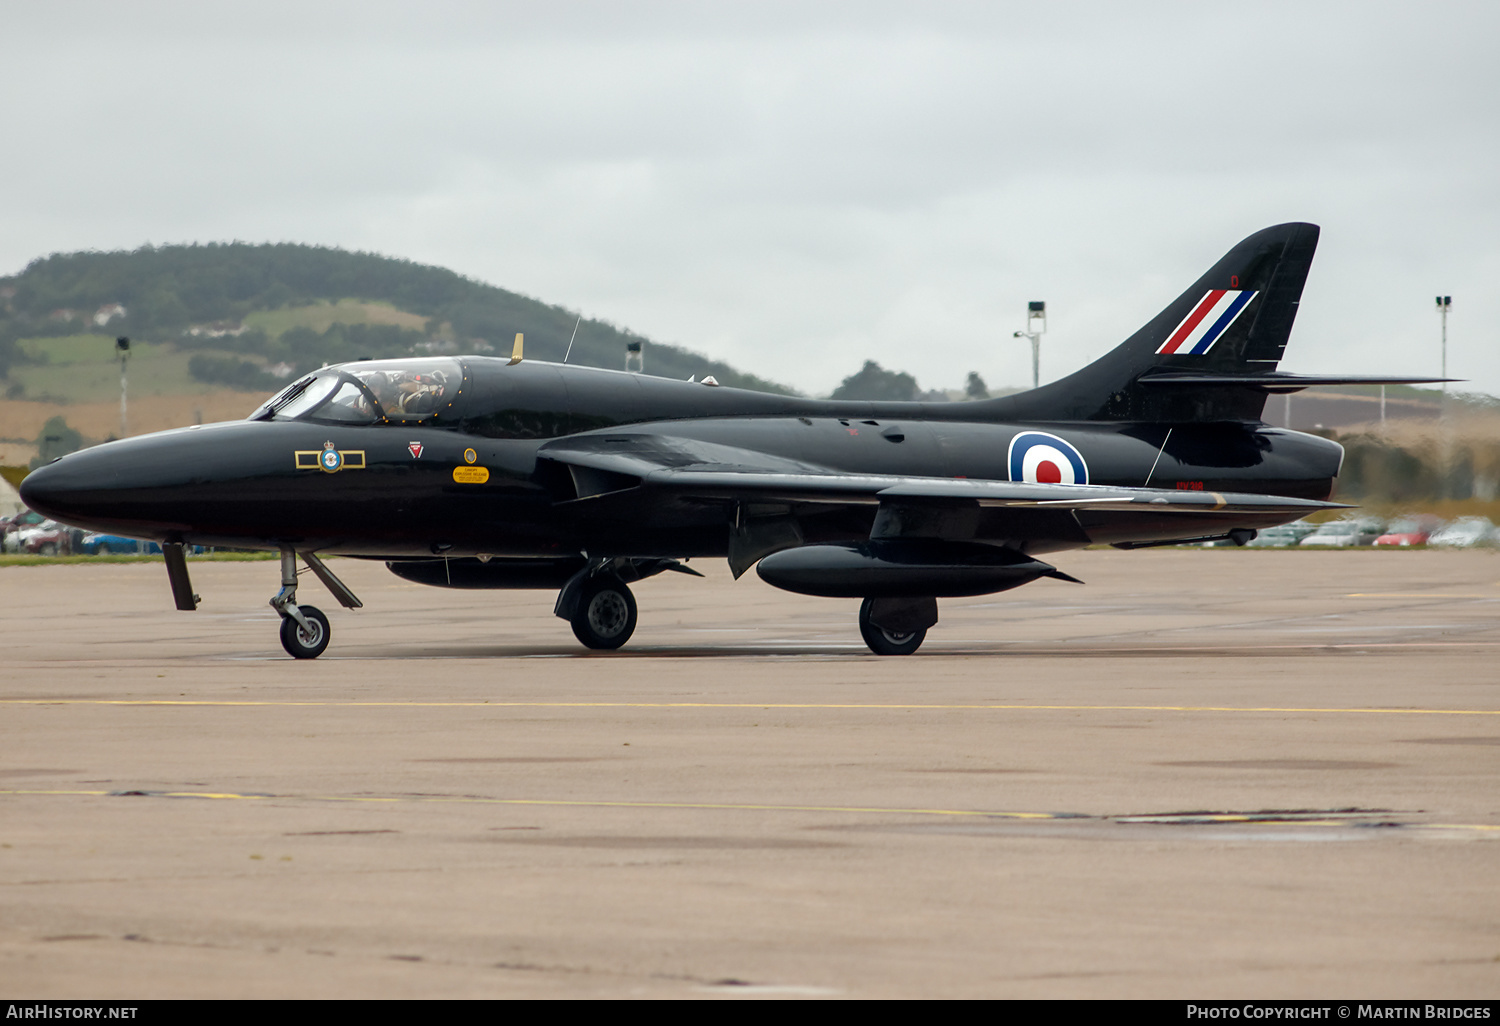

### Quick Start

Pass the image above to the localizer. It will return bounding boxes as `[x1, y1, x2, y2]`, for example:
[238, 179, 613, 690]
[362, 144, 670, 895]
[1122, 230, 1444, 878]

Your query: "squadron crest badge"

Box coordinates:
[293, 442, 367, 473]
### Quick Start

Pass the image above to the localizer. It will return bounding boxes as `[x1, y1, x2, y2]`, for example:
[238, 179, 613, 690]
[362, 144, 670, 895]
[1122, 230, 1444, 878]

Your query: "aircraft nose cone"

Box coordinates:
[17, 438, 194, 536]
[19, 449, 102, 525]
[17, 421, 303, 542]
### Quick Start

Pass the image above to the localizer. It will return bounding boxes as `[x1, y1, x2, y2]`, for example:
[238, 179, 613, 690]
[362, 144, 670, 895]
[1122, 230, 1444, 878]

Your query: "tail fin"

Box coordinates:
[1002, 223, 1320, 423]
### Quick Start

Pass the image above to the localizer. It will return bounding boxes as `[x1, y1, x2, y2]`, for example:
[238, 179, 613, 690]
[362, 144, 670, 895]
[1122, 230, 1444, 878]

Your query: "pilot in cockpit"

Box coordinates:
[395, 371, 446, 416]
[364, 373, 398, 418]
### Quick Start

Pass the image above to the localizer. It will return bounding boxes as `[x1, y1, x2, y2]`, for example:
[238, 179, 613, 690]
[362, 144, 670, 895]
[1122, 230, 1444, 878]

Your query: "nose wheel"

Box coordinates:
[279, 604, 330, 659]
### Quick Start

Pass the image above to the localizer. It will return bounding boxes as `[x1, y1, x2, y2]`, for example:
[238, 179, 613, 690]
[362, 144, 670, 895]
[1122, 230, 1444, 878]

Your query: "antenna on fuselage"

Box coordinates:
[508, 333, 523, 365]
[562, 314, 582, 363]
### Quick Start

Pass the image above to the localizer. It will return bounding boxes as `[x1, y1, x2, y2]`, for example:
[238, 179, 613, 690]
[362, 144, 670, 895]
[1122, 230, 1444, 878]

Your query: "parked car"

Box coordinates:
[1, 510, 47, 552]
[1428, 517, 1499, 548]
[1375, 515, 1444, 547]
[77, 533, 163, 556]
[1298, 517, 1385, 547]
[1245, 520, 1321, 547]
[13, 519, 72, 555]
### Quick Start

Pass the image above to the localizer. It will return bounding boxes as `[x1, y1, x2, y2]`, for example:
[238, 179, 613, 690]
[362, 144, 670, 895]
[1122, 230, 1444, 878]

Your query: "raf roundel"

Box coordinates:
[1007, 431, 1088, 485]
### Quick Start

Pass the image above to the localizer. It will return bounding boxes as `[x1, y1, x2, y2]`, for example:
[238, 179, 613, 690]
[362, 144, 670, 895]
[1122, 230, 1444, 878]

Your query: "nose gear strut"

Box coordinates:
[269, 548, 363, 659]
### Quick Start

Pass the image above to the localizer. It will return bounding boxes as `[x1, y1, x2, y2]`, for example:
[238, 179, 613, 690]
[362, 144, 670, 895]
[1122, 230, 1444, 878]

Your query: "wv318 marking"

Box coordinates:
[21, 223, 1445, 657]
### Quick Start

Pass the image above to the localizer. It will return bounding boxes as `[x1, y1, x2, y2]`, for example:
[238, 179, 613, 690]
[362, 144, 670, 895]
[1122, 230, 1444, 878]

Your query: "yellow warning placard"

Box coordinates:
[452, 466, 490, 484]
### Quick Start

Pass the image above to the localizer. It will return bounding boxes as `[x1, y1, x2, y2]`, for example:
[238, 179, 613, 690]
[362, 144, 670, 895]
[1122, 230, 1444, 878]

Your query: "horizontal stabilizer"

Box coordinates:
[1138, 371, 1456, 393]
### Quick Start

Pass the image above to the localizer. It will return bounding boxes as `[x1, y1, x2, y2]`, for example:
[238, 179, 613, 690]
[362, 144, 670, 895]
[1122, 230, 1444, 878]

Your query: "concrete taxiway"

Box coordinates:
[2, 549, 1498, 998]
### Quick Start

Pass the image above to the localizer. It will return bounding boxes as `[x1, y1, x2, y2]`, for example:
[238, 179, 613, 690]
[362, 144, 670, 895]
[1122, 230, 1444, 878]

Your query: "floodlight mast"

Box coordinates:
[116, 336, 130, 437]
[1011, 301, 1046, 389]
[1435, 295, 1451, 397]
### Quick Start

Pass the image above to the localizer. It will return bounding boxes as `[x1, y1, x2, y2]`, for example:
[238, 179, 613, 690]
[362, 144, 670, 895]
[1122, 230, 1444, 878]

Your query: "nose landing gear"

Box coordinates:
[270, 548, 362, 659]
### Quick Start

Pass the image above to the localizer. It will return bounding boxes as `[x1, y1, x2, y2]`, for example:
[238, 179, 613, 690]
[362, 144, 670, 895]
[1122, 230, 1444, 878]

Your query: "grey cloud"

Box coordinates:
[2, 1, 1497, 395]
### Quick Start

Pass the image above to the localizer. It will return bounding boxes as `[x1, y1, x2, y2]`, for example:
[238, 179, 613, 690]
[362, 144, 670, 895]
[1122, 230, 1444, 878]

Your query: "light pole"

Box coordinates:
[1435, 295, 1451, 397]
[116, 336, 130, 438]
[1011, 300, 1046, 389]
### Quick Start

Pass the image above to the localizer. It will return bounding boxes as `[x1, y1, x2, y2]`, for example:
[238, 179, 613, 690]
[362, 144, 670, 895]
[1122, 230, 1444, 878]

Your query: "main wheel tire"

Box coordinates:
[570, 577, 638, 650]
[279, 604, 331, 659]
[858, 597, 927, 656]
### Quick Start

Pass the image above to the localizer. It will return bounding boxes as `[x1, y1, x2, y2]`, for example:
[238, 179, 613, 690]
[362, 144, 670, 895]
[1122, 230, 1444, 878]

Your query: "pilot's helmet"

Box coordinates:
[408, 370, 446, 395]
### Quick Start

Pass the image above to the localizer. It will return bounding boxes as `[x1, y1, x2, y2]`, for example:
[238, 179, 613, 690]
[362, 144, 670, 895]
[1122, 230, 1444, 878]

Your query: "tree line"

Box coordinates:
[0, 243, 796, 394]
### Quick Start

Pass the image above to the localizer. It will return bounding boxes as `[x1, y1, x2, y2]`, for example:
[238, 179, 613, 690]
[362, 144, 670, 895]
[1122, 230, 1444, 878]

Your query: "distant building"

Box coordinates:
[0, 474, 22, 516]
[93, 303, 127, 326]
[185, 322, 247, 338]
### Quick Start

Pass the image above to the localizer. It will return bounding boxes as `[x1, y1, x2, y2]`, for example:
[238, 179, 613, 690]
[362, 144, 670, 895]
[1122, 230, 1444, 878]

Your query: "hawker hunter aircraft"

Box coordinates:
[21, 223, 1443, 657]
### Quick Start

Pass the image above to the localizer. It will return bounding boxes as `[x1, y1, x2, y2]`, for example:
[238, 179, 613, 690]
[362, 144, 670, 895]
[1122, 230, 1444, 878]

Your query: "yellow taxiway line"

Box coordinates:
[2, 699, 1498, 715]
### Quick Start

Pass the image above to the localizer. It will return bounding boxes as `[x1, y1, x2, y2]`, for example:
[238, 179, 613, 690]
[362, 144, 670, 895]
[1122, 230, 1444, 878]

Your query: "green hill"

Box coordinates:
[0, 243, 798, 398]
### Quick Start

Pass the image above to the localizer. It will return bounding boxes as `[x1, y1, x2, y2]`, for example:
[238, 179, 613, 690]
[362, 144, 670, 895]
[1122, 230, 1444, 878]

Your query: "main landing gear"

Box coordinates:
[857, 596, 938, 656]
[553, 557, 700, 651]
[570, 575, 638, 650]
[270, 548, 363, 659]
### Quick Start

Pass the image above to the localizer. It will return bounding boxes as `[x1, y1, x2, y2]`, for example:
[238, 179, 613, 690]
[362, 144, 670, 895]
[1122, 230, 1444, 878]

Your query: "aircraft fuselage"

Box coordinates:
[23, 359, 1343, 559]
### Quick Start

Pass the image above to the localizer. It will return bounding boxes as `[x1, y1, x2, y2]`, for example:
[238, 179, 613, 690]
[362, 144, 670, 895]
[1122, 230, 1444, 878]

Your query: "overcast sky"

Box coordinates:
[4, 1, 1497, 396]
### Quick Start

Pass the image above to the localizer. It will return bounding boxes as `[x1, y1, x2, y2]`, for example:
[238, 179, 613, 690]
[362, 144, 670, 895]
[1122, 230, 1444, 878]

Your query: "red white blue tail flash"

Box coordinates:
[1008, 431, 1089, 485]
[1156, 289, 1258, 355]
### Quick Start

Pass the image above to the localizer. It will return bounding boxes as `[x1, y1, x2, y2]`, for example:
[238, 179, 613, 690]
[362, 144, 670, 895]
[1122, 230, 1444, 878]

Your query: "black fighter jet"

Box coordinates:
[20, 223, 1442, 658]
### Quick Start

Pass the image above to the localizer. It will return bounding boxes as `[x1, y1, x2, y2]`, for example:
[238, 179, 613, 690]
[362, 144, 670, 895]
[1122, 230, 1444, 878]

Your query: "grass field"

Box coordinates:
[6, 299, 427, 410]
[16, 333, 127, 364]
[2, 298, 429, 434]
[244, 299, 428, 337]
[0, 389, 267, 444]
[1, 552, 287, 566]
[11, 335, 249, 405]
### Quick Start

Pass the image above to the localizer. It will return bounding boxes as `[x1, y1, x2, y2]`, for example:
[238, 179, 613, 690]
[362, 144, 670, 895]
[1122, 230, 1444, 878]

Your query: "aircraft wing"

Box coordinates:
[644, 471, 1340, 514]
[537, 434, 1345, 515]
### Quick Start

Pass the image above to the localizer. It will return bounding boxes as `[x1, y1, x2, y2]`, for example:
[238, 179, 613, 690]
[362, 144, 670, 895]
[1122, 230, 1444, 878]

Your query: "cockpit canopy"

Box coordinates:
[249, 358, 464, 425]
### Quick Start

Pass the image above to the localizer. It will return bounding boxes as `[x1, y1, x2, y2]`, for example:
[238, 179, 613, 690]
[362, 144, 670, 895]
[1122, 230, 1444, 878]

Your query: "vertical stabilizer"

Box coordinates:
[999, 223, 1320, 422]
